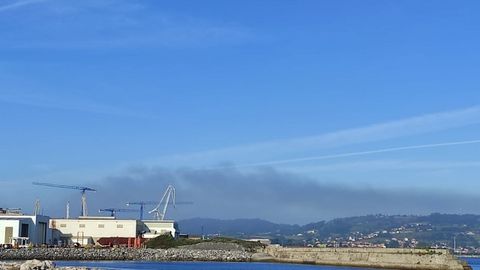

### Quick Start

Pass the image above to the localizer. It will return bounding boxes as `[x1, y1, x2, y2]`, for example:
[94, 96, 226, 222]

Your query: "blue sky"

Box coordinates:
[1, 0, 480, 223]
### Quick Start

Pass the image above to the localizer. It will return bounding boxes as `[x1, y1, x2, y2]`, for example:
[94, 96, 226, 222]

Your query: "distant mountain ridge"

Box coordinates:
[177, 217, 300, 236]
[179, 214, 480, 236]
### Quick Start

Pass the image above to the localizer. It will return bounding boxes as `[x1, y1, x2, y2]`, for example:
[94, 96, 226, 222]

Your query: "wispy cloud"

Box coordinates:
[152, 106, 480, 167]
[0, 92, 154, 119]
[0, 1, 254, 49]
[0, 0, 47, 13]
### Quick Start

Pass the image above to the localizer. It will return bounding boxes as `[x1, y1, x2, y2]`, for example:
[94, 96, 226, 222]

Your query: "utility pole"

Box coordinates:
[453, 235, 457, 255]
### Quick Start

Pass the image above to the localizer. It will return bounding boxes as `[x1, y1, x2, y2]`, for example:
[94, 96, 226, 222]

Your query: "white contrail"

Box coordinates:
[154, 106, 480, 168]
[218, 139, 480, 169]
[0, 0, 47, 12]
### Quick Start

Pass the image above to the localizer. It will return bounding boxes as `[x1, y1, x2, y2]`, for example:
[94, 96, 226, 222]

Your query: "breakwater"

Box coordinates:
[258, 246, 469, 270]
[1, 247, 471, 270]
[0, 248, 250, 262]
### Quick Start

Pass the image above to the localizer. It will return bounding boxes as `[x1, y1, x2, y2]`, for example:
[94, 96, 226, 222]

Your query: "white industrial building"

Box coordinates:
[0, 213, 178, 247]
[141, 220, 178, 239]
[50, 217, 177, 246]
[0, 212, 52, 246]
[51, 216, 140, 245]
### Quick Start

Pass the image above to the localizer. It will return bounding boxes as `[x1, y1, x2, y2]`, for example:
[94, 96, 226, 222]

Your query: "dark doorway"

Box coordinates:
[20, 223, 29, 237]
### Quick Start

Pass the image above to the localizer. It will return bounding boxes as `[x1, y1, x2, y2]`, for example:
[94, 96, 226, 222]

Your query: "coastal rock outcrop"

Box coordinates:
[19, 260, 55, 270]
[0, 260, 95, 270]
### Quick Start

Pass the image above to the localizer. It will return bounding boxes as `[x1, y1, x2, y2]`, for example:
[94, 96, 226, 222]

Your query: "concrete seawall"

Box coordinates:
[256, 247, 469, 270]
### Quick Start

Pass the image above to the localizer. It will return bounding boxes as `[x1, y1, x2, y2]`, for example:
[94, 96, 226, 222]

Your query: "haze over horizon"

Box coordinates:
[1, 0, 480, 224]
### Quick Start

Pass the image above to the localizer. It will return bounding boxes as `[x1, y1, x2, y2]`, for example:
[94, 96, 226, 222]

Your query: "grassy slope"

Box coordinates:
[145, 235, 265, 252]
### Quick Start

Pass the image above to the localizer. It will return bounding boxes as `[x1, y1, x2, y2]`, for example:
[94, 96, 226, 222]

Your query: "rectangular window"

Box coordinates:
[98, 224, 104, 228]
[21, 223, 29, 237]
[79, 224, 85, 228]
[117, 224, 123, 228]
[60, 224, 67, 228]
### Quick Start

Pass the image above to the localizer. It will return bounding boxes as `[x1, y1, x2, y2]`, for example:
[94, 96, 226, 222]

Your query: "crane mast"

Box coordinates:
[33, 199, 40, 215]
[66, 201, 70, 219]
[81, 190, 87, 217]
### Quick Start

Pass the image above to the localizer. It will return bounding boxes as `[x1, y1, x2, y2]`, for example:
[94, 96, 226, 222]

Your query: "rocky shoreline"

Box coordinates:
[0, 247, 251, 262]
[1, 259, 91, 270]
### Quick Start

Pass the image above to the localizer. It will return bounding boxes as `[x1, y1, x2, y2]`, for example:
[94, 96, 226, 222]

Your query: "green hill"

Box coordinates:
[179, 213, 480, 252]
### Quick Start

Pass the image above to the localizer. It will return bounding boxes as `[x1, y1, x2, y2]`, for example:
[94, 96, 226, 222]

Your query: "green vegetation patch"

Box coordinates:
[145, 234, 202, 249]
[145, 234, 265, 251]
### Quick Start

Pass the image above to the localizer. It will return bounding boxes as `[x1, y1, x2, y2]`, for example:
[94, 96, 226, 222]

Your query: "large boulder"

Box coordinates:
[20, 260, 55, 270]
[0, 261, 21, 270]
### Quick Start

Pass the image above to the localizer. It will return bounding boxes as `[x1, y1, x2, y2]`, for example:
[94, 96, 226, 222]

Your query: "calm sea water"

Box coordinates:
[464, 258, 480, 270]
[55, 258, 480, 270]
[55, 261, 375, 270]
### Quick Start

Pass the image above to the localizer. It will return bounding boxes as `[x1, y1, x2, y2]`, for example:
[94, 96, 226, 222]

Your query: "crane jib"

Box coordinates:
[32, 181, 96, 217]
